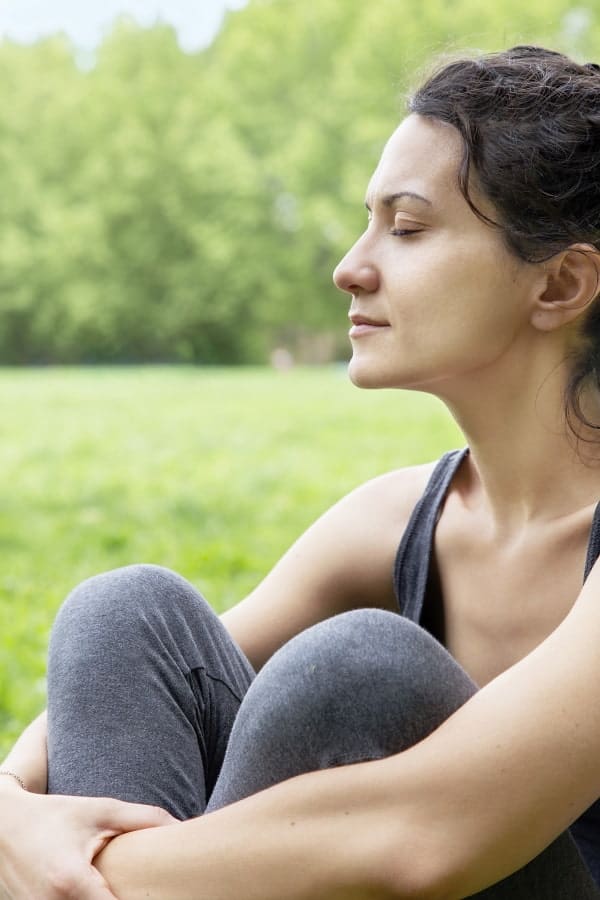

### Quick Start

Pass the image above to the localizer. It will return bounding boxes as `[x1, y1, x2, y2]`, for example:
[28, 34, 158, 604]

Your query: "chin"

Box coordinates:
[347, 358, 395, 390]
[348, 357, 438, 393]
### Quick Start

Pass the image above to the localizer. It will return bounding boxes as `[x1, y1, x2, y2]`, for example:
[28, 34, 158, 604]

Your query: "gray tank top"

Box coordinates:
[392, 448, 600, 885]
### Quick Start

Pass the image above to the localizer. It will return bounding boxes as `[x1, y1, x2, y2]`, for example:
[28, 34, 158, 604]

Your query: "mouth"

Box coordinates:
[348, 312, 390, 338]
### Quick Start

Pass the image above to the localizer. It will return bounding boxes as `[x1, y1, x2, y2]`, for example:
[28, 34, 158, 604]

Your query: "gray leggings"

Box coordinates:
[47, 564, 599, 898]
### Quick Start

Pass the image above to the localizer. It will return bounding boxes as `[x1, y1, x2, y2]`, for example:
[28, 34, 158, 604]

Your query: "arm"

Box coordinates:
[1, 710, 48, 794]
[95, 563, 600, 900]
[96, 764, 406, 900]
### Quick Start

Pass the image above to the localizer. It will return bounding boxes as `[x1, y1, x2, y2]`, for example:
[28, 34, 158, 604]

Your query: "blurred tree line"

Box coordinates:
[0, 0, 595, 364]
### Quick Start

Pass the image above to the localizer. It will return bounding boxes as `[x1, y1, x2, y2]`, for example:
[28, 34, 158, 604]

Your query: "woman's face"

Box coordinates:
[333, 114, 541, 395]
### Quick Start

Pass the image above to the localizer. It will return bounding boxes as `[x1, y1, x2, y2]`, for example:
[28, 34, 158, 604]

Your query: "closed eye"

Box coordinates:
[390, 228, 423, 237]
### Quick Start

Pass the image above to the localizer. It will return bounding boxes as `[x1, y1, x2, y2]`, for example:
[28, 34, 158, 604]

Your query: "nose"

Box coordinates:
[333, 241, 379, 296]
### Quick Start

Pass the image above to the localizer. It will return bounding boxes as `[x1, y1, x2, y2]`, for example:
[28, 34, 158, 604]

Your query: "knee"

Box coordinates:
[319, 609, 477, 717]
[263, 608, 444, 692]
[225, 609, 396, 716]
[50, 564, 214, 650]
[296, 608, 475, 699]
[233, 609, 476, 754]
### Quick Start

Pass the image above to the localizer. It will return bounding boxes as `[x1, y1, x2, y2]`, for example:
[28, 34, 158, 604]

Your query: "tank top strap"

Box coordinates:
[584, 502, 600, 581]
[393, 447, 469, 621]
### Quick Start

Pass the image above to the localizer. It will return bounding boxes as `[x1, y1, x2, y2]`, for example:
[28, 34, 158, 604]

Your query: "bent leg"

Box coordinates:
[207, 609, 599, 898]
[207, 607, 477, 807]
[47, 564, 254, 819]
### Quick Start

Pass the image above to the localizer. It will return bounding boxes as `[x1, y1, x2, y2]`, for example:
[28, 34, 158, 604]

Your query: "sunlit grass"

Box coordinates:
[0, 365, 462, 755]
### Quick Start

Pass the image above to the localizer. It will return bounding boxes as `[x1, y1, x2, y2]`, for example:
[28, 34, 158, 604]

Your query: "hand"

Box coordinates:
[0, 779, 176, 899]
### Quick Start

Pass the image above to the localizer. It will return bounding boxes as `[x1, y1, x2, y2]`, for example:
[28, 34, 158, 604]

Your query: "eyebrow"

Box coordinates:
[365, 191, 432, 211]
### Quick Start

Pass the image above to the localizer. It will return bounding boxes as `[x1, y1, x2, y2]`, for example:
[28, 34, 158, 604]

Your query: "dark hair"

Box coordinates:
[408, 46, 600, 435]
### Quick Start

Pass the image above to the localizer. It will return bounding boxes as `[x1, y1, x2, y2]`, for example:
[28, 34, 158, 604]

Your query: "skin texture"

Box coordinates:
[4, 113, 600, 899]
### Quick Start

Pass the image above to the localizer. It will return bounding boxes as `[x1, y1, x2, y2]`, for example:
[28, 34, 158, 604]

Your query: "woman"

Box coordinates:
[2, 44, 600, 899]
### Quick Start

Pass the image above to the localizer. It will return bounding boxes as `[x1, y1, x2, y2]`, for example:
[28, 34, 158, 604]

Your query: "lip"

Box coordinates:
[348, 312, 390, 338]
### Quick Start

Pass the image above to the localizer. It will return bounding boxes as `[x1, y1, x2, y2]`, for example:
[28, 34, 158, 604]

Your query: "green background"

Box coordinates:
[0, 0, 596, 364]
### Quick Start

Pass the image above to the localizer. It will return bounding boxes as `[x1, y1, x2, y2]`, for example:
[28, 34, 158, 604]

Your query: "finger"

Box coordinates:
[46, 862, 119, 900]
[75, 882, 118, 900]
[72, 864, 120, 900]
[92, 797, 177, 834]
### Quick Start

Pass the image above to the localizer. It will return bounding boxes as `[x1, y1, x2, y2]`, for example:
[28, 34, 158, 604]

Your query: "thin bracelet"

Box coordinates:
[0, 770, 26, 790]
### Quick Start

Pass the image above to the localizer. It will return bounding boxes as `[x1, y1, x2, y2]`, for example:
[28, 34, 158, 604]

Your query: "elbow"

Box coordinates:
[375, 837, 457, 900]
[385, 868, 453, 900]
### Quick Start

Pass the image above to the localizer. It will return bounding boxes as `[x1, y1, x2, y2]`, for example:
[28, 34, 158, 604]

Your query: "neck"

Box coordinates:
[433, 354, 600, 529]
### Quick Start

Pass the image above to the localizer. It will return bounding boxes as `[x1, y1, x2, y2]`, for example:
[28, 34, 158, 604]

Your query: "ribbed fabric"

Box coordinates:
[393, 448, 468, 619]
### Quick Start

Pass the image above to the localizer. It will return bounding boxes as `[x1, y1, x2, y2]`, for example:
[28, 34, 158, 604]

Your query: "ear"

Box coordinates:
[530, 244, 600, 333]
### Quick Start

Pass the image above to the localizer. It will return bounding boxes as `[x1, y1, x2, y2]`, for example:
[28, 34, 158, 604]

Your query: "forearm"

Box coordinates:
[1, 711, 48, 794]
[95, 762, 424, 900]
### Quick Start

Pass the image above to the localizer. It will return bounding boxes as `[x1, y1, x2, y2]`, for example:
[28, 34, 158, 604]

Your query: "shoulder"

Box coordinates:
[328, 459, 439, 533]
[295, 455, 447, 586]
[274, 455, 443, 601]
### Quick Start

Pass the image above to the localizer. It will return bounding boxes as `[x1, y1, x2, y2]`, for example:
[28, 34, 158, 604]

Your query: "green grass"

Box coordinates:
[0, 365, 462, 756]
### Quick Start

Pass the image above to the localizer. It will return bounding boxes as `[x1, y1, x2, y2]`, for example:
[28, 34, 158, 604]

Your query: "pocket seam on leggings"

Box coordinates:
[196, 666, 247, 705]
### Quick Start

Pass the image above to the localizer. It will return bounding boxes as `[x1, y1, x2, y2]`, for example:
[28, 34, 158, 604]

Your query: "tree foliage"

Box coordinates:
[0, 0, 595, 363]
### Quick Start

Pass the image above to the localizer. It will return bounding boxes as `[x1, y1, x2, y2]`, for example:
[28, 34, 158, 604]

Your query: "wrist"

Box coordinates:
[1, 712, 49, 794]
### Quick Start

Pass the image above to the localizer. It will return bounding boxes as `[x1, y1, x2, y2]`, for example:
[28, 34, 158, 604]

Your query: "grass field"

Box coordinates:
[0, 365, 462, 757]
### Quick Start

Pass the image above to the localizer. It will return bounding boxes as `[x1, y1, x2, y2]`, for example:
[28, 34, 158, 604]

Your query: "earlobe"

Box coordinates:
[531, 244, 600, 333]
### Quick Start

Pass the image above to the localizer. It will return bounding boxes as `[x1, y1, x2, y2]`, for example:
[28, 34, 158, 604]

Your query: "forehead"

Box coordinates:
[366, 114, 466, 210]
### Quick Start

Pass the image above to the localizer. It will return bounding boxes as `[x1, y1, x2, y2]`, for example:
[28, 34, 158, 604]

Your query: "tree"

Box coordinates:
[0, 0, 594, 363]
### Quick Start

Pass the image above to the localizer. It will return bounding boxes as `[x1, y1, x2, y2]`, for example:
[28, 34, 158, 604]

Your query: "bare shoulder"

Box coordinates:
[316, 460, 437, 567]
[339, 459, 437, 525]
[271, 456, 438, 596]
[223, 458, 438, 669]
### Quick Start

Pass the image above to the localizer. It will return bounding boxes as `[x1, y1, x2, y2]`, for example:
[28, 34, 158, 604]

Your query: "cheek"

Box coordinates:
[384, 252, 528, 372]
[398, 241, 527, 328]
